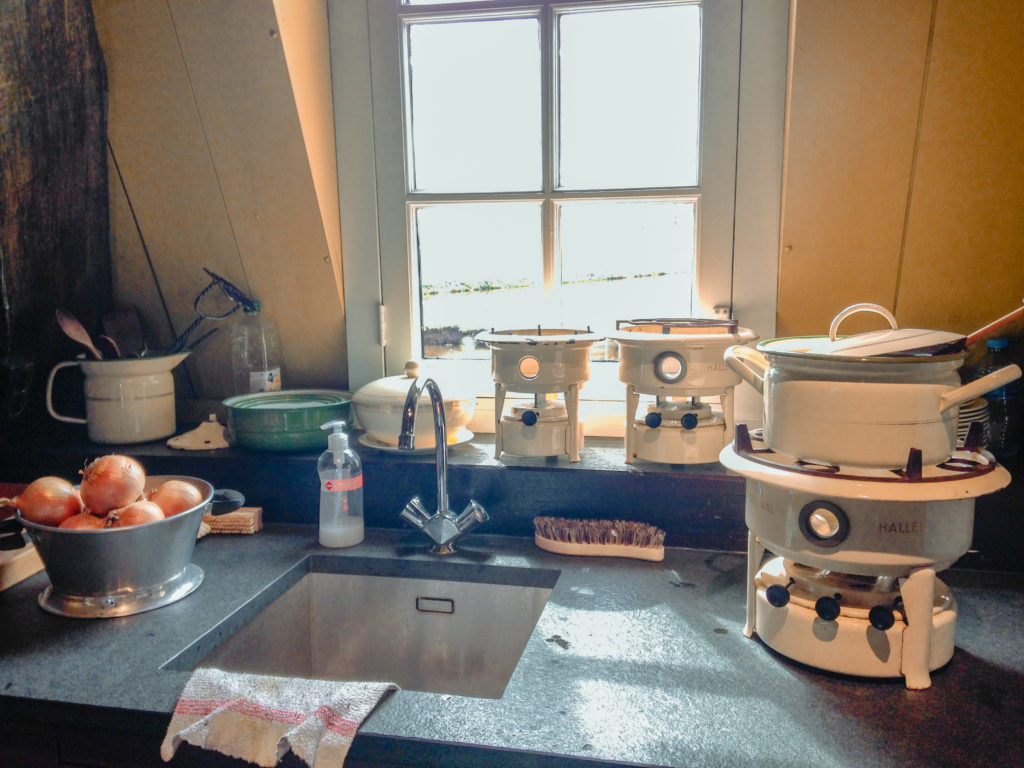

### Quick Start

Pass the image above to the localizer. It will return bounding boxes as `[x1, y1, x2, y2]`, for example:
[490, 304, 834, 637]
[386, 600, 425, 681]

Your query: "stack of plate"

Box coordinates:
[957, 397, 989, 448]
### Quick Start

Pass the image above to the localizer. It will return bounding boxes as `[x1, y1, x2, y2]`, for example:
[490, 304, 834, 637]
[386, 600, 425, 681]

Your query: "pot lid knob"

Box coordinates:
[403, 360, 421, 379]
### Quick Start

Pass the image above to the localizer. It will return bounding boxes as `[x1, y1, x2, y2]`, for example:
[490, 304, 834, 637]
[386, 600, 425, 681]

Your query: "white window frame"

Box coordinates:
[330, 0, 788, 431]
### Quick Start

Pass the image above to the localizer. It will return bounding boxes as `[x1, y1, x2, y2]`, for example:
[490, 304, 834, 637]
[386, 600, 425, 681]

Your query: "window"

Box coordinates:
[331, 0, 787, 431]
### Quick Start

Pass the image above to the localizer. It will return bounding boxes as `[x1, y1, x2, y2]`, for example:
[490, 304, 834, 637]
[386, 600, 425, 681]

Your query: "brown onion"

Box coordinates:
[107, 500, 164, 528]
[147, 480, 203, 517]
[0, 476, 82, 527]
[60, 512, 108, 530]
[79, 455, 146, 514]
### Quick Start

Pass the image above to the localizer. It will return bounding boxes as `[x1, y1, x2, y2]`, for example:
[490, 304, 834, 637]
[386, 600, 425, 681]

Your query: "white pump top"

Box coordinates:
[321, 420, 350, 453]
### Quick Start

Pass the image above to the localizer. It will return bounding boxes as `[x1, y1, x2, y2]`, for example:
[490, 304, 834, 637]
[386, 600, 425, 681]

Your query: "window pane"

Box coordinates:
[557, 199, 696, 338]
[415, 202, 544, 358]
[406, 17, 541, 193]
[557, 4, 701, 190]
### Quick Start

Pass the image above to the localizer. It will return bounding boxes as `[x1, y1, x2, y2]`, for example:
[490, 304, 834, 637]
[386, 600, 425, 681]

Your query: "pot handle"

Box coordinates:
[939, 364, 1023, 414]
[45, 361, 87, 424]
[829, 303, 898, 341]
[724, 345, 768, 395]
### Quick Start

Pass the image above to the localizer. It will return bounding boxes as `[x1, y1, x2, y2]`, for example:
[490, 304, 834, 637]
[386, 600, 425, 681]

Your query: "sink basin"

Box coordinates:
[164, 555, 558, 698]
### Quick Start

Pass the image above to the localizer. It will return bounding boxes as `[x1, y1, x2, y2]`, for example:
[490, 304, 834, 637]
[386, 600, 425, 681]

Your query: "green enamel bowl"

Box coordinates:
[223, 389, 352, 451]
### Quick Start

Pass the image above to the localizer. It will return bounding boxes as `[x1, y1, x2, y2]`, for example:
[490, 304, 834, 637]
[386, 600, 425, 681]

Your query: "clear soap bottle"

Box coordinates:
[317, 420, 364, 547]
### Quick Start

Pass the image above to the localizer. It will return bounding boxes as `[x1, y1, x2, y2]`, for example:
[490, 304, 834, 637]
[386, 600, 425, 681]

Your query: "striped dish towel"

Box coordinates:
[160, 667, 398, 767]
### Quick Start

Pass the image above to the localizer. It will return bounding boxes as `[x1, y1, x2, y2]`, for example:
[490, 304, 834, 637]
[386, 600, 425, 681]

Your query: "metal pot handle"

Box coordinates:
[724, 345, 768, 395]
[45, 361, 87, 424]
[939, 364, 1023, 414]
[828, 303, 899, 341]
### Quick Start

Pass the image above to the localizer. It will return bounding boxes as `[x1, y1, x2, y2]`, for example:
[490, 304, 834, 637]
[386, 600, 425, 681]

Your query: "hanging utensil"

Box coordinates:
[55, 309, 103, 360]
[165, 268, 256, 355]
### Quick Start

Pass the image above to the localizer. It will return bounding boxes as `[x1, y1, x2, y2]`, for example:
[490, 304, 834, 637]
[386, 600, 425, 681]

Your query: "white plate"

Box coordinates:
[358, 429, 474, 454]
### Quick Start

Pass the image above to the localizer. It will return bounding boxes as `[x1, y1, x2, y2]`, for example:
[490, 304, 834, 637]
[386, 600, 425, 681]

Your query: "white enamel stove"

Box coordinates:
[719, 423, 1010, 689]
[609, 318, 757, 464]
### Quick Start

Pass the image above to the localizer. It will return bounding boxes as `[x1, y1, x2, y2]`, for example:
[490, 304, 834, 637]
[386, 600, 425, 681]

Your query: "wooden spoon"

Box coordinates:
[55, 309, 103, 359]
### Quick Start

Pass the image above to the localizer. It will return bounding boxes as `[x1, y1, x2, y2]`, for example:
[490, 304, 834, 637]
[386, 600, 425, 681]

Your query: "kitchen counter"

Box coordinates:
[0, 527, 1021, 768]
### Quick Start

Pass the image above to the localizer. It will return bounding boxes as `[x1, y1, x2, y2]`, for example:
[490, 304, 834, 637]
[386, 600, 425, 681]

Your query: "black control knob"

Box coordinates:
[868, 605, 896, 631]
[521, 410, 538, 427]
[681, 413, 699, 430]
[645, 412, 663, 429]
[815, 594, 841, 621]
[765, 581, 793, 608]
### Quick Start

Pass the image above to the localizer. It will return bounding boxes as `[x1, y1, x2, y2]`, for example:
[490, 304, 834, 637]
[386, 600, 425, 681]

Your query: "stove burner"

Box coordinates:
[732, 424, 998, 483]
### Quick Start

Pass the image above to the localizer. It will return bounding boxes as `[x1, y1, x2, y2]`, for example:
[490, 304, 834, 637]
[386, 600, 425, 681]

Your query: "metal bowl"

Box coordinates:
[17, 476, 211, 618]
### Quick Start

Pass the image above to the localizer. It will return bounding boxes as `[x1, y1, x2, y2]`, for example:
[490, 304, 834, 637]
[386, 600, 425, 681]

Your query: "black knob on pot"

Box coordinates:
[681, 413, 699, 430]
[815, 594, 842, 621]
[868, 605, 896, 631]
[521, 410, 538, 426]
[645, 412, 662, 429]
[765, 578, 794, 608]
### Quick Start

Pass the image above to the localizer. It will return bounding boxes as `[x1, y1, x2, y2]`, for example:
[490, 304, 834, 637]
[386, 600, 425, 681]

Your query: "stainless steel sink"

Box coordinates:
[164, 555, 558, 698]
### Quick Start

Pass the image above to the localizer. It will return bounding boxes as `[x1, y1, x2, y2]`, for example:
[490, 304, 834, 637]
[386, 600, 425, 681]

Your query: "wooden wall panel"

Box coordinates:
[166, 0, 346, 392]
[778, 0, 932, 336]
[0, 0, 110, 421]
[898, 0, 1024, 336]
[93, 0, 346, 404]
[93, 0, 248, 399]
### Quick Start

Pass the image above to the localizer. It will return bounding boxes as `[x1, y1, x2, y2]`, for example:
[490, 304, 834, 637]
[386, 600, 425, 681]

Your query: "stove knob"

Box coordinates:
[765, 578, 794, 608]
[868, 605, 896, 631]
[521, 410, 538, 426]
[681, 413, 699, 430]
[645, 412, 662, 429]
[815, 594, 842, 622]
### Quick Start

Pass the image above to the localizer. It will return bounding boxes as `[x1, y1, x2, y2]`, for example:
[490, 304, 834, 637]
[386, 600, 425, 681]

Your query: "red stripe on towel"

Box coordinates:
[174, 698, 360, 736]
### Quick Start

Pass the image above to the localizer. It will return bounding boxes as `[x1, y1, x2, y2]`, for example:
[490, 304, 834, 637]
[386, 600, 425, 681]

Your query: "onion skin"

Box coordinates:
[2, 477, 82, 527]
[79, 455, 146, 514]
[147, 480, 203, 517]
[107, 500, 164, 528]
[60, 512, 108, 530]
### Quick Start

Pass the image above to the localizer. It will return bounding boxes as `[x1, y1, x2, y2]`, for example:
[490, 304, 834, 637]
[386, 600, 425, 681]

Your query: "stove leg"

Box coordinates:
[566, 383, 581, 462]
[900, 567, 936, 690]
[744, 532, 765, 638]
[625, 386, 639, 464]
[494, 385, 505, 460]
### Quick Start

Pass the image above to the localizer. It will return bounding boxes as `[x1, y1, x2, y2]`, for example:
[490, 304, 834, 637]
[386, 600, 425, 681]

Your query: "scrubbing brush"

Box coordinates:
[533, 516, 666, 562]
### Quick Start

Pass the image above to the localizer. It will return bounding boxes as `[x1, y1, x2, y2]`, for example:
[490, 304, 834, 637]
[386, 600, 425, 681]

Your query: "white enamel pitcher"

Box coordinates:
[46, 353, 189, 444]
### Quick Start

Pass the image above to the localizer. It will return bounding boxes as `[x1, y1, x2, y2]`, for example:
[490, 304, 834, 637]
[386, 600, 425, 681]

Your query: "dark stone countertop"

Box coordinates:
[1, 527, 1022, 768]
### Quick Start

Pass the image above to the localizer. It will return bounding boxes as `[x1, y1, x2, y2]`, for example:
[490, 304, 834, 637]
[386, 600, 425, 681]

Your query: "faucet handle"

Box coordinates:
[400, 497, 431, 529]
[455, 500, 489, 534]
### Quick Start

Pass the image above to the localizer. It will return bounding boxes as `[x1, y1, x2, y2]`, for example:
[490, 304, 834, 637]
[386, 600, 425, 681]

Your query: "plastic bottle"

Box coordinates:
[975, 337, 1022, 458]
[230, 302, 283, 394]
[317, 420, 364, 547]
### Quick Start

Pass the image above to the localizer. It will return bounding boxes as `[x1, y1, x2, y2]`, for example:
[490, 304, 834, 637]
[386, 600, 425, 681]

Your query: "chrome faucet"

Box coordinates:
[398, 376, 488, 554]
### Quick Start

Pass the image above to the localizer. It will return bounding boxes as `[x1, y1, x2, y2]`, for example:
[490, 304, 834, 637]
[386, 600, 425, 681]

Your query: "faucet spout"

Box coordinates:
[399, 376, 449, 514]
[397, 376, 488, 554]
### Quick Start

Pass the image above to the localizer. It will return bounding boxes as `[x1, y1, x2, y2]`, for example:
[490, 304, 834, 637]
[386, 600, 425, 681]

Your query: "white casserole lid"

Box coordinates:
[351, 361, 475, 409]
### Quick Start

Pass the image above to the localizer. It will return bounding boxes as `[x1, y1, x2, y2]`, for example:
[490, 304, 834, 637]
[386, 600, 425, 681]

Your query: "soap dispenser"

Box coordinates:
[317, 420, 364, 547]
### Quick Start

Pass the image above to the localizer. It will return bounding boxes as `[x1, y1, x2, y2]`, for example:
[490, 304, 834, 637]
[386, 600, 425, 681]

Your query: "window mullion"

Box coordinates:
[541, 5, 556, 301]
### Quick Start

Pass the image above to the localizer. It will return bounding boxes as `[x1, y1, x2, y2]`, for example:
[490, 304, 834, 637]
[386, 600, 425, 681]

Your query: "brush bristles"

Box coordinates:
[533, 516, 666, 549]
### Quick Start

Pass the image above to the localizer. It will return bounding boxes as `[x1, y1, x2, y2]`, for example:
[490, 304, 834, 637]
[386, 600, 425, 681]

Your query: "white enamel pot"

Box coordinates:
[724, 342, 1022, 469]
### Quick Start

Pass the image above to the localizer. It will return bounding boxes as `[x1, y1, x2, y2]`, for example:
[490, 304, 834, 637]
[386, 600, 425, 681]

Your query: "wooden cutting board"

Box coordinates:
[0, 544, 44, 591]
[0, 482, 45, 590]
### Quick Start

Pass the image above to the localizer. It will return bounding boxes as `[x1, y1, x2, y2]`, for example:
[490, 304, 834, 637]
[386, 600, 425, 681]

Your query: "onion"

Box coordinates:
[107, 500, 164, 528]
[147, 480, 203, 517]
[0, 476, 82, 527]
[79, 455, 146, 514]
[60, 512, 108, 530]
